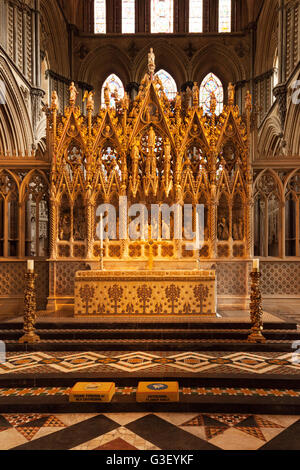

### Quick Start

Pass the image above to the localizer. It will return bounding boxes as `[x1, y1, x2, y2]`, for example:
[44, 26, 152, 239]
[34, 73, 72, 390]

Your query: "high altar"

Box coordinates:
[45, 49, 252, 316]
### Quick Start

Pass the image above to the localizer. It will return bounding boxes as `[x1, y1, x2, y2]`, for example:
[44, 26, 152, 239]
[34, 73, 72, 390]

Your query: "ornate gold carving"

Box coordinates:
[45, 49, 251, 265]
[247, 270, 266, 343]
[19, 272, 40, 343]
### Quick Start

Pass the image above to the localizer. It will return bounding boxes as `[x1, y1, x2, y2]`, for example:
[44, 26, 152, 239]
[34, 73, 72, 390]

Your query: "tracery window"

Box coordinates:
[254, 172, 281, 257]
[25, 174, 49, 258]
[101, 74, 125, 108]
[285, 172, 300, 257]
[122, 0, 135, 33]
[200, 73, 224, 115]
[0, 171, 18, 257]
[94, 0, 106, 34]
[189, 0, 203, 33]
[151, 0, 174, 33]
[155, 70, 177, 99]
[218, 0, 231, 33]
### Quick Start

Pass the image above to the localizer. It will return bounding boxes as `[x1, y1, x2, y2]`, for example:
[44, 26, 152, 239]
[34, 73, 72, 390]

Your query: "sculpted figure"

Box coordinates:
[192, 82, 199, 105]
[218, 217, 229, 241]
[59, 213, 71, 241]
[83, 90, 95, 109]
[175, 92, 182, 111]
[245, 90, 252, 112]
[148, 48, 155, 75]
[148, 126, 156, 149]
[210, 91, 217, 114]
[51, 91, 59, 110]
[104, 84, 110, 107]
[69, 81, 78, 104]
[228, 82, 235, 104]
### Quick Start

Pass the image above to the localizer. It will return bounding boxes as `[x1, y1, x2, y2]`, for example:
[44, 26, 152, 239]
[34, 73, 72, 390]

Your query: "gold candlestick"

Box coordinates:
[19, 271, 40, 343]
[247, 269, 266, 343]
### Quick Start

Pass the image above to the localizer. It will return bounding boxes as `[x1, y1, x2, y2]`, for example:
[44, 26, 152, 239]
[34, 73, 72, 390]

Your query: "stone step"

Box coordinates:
[3, 338, 298, 352]
[0, 386, 299, 414]
[0, 321, 297, 330]
[2, 328, 300, 341]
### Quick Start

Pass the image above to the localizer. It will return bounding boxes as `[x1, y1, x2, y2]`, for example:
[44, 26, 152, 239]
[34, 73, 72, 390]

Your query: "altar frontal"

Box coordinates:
[75, 270, 216, 316]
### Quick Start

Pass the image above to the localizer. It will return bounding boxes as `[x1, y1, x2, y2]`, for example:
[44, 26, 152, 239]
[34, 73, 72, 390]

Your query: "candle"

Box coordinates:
[196, 212, 199, 249]
[253, 259, 260, 271]
[27, 260, 34, 272]
[100, 214, 103, 250]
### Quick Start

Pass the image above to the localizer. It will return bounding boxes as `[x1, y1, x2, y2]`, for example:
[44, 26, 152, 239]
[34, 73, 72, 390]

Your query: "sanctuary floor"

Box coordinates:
[1, 411, 300, 450]
[1, 303, 300, 451]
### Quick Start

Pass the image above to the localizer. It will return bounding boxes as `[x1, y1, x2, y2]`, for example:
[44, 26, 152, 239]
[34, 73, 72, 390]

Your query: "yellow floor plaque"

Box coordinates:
[69, 382, 115, 403]
[137, 382, 179, 402]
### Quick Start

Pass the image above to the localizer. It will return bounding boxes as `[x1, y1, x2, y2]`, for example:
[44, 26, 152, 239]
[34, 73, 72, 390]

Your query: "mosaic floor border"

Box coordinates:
[1, 351, 300, 376]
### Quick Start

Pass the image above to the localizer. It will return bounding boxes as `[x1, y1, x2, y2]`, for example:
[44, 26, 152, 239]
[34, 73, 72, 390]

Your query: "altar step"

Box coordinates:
[0, 386, 300, 415]
[0, 320, 299, 352]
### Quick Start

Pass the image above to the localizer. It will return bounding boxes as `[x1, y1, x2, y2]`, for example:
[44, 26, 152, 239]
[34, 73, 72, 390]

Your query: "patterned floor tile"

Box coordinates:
[2, 350, 300, 376]
[1, 412, 300, 450]
[72, 427, 159, 451]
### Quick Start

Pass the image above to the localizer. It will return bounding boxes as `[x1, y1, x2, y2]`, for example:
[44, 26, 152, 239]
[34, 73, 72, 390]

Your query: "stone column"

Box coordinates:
[125, 82, 139, 101]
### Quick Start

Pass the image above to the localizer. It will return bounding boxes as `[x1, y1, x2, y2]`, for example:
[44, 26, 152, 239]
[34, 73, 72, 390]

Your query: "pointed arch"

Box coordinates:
[200, 73, 224, 115]
[101, 74, 125, 107]
[155, 70, 177, 99]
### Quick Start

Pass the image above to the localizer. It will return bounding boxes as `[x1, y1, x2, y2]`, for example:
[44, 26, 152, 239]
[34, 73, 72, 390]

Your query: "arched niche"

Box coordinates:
[232, 192, 244, 241]
[59, 193, 71, 242]
[24, 173, 49, 258]
[217, 193, 230, 241]
[73, 194, 86, 242]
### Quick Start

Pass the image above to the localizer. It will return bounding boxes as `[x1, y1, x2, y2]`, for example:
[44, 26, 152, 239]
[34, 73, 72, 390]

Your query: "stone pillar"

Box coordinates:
[35, 0, 41, 87]
[126, 82, 139, 101]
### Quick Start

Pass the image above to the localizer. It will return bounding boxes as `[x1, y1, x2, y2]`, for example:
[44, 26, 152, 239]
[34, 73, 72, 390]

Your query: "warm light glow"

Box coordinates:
[200, 73, 224, 115]
[151, 0, 174, 33]
[189, 0, 203, 33]
[101, 74, 125, 107]
[122, 0, 135, 33]
[219, 0, 231, 33]
[155, 69, 177, 99]
[94, 0, 106, 34]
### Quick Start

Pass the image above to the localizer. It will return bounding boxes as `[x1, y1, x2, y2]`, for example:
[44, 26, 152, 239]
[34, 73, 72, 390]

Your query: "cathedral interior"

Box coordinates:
[0, 0, 300, 452]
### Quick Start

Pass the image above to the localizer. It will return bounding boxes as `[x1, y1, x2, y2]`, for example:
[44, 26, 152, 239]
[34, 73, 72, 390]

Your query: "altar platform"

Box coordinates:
[74, 270, 216, 317]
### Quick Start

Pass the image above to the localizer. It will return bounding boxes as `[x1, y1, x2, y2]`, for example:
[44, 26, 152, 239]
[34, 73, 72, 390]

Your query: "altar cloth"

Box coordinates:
[74, 270, 216, 316]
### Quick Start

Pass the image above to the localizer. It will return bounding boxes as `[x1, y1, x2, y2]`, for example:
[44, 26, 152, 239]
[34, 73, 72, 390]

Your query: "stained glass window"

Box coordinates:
[218, 0, 231, 33]
[101, 74, 125, 107]
[189, 0, 203, 33]
[155, 69, 177, 99]
[95, 0, 106, 34]
[122, 0, 135, 33]
[151, 0, 173, 33]
[200, 73, 224, 115]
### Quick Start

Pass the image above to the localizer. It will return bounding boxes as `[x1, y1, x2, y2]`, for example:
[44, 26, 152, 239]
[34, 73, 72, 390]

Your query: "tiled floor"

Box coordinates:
[1, 412, 300, 450]
[1, 350, 300, 376]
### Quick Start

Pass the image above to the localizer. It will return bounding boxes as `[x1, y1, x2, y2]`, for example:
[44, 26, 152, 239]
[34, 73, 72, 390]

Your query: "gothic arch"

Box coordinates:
[0, 56, 34, 154]
[191, 43, 246, 85]
[134, 42, 188, 87]
[78, 45, 131, 86]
